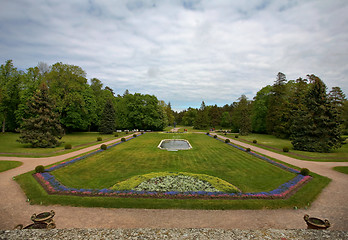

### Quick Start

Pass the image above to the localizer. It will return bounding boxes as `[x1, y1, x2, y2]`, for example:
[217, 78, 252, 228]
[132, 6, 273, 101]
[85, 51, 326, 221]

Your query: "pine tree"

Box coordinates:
[238, 95, 252, 135]
[18, 83, 63, 148]
[99, 99, 116, 134]
[290, 75, 341, 152]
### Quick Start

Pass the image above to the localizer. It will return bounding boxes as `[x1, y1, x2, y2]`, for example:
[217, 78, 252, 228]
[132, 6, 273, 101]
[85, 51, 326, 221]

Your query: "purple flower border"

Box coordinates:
[34, 133, 311, 200]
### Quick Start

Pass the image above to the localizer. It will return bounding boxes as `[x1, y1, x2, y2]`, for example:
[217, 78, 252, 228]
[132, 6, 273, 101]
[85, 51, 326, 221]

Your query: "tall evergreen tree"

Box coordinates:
[238, 95, 252, 135]
[99, 99, 116, 134]
[290, 75, 341, 152]
[18, 83, 63, 148]
[266, 72, 291, 138]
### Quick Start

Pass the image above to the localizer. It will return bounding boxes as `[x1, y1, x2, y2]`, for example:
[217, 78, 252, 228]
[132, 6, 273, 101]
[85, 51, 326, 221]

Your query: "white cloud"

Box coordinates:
[0, 0, 347, 111]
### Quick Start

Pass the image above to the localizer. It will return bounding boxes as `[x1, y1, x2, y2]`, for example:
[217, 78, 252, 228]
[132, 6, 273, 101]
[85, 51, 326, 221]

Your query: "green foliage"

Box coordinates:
[220, 111, 231, 127]
[234, 95, 252, 136]
[114, 133, 119, 137]
[101, 144, 107, 150]
[18, 83, 63, 148]
[225, 139, 230, 143]
[252, 85, 272, 133]
[300, 168, 310, 176]
[64, 144, 72, 149]
[213, 135, 217, 138]
[99, 99, 116, 134]
[0, 60, 22, 132]
[35, 165, 45, 173]
[283, 147, 289, 152]
[206, 132, 210, 135]
[182, 108, 198, 126]
[45, 62, 96, 131]
[133, 134, 137, 137]
[235, 135, 239, 138]
[194, 102, 210, 129]
[253, 140, 257, 144]
[246, 148, 251, 152]
[291, 75, 342, 152]
[97, 137, 102, 141]
[121, 137, 126, 142]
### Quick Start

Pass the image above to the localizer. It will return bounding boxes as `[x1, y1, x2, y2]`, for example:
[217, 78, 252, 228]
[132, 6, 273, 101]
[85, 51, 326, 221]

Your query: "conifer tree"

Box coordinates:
[290, 75, 341, 152]
[99, 99, 116, 134]
[18, 83, 63, 148]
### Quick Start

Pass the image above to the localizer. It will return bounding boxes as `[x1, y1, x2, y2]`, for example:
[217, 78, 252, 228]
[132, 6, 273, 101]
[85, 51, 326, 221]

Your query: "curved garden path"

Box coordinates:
[0, 134, 347, 230]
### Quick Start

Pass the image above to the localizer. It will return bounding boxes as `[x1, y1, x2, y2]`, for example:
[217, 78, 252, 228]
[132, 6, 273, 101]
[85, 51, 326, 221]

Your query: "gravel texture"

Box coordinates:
[1, 228, 348, 240]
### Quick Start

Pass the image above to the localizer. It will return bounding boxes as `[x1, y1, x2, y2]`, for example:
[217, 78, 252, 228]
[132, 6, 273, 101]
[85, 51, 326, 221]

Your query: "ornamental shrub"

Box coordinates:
[141, 131, 144, 134]
[246, 148, 251, 152]
[225, 139, 230, 143]
[235, 135, 239, 138]
[114, 133, 119, 137]
[101, 144, 107, 150]
[300, 168, 310, 176]
[35, 165, 45, 173]
[253, 140, 257, 144]
[121, 137, 126, 142]
[64, 144, 72, 150]
[283, 147, 289, 152]
[97, 137, 102, 141]
[213, 135, 217, 138]
[206, 132, 210, 135]
[133, 134, 137, 137]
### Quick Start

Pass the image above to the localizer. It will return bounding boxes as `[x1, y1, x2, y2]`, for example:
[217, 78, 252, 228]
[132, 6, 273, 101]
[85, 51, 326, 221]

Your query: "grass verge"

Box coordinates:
[0, 161, 22, 172]
[333, 166, 348, 175]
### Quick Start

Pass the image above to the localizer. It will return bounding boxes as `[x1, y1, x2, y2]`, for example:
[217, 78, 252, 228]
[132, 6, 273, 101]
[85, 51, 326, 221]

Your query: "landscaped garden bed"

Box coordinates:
[32, 133, 311, 200]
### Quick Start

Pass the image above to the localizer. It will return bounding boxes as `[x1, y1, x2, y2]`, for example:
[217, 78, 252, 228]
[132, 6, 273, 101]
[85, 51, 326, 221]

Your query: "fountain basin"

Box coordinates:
[158, 139, 192, 151]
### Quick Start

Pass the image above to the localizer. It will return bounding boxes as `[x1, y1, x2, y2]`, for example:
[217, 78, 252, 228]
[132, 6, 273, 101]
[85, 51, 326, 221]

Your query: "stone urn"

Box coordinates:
[304, 214, 330, 230]
[14, 210, 56, 230]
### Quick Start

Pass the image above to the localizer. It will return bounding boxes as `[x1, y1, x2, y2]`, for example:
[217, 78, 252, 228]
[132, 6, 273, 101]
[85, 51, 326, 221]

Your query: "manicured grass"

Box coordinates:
[14, 133, 331, 210]
[0, 132, 128, 157]
[52, 133, 295, 193]
[227, 133, 348, 162]
[333, 166, 348, 174]
[15, 167, 330, 210]
[0, 161, 22, 172]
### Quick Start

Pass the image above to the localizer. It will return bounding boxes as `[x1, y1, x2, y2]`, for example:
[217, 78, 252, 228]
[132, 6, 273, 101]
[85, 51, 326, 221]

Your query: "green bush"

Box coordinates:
[253, 140, 257, 144]
[64, 144, 72, 150]
[300, 168, 310, 176]
[101, 144, 107, 150]
[97, 137, 102, 141]
[114, 133, 119, 137]
[213, 135, 217, 138]
[206, 132, 210, 135]
[141, 131, 144, 134]
[35, 165, 45, 173]
[235, 135, 239, 138]
[225, 139, 230, 143]
[121, 137, 126, 142]
[133, 134, 137, 138]
[283, 147, 289, 152]
[246, 148, 251, 152]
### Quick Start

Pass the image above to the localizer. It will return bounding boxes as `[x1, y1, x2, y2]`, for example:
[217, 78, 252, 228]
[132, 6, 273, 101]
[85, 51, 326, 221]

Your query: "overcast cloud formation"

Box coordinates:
[1, 0, 347, 111]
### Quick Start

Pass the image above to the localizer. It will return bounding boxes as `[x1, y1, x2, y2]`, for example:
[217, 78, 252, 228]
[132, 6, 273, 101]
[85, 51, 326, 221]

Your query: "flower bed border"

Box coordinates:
[33, 133, 312, 200]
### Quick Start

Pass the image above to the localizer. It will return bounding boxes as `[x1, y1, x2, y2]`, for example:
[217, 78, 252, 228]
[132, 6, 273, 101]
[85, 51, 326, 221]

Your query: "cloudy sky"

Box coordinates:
[1, 0, 347, 111]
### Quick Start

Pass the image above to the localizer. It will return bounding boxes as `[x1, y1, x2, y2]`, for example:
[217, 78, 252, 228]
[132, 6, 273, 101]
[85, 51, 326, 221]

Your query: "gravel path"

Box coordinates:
[0, 133, 347, 231]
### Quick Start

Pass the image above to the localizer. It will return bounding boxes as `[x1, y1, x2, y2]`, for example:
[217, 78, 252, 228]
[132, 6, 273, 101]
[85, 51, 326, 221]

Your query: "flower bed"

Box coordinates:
[33, 133, 312, 200]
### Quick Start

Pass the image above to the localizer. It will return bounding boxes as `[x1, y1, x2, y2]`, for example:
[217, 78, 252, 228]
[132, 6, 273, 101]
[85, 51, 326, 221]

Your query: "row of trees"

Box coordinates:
[1, 59, 346, 152]
[174, 72, 347, 152]
[0, 60, 172, 137]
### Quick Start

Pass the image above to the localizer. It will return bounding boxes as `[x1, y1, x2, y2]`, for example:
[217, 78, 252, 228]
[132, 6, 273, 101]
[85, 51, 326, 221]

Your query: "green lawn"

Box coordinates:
[52, 133, 295, 193]
[227, 133, 348, 162]
[333, 166, 348, 174]
[0, 161, 22, 172]
[0, 132, 128, 157]
[15, 133, 330, 209]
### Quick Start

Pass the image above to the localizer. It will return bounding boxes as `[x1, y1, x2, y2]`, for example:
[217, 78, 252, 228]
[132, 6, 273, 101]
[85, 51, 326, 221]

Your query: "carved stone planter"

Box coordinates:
[14, 210, 56, 230]
[304, 214, 330, 230]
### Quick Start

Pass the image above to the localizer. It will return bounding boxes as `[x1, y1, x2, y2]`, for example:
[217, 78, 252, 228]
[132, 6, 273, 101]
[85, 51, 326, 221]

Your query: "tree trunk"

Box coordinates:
[2, 118, 5, 133]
